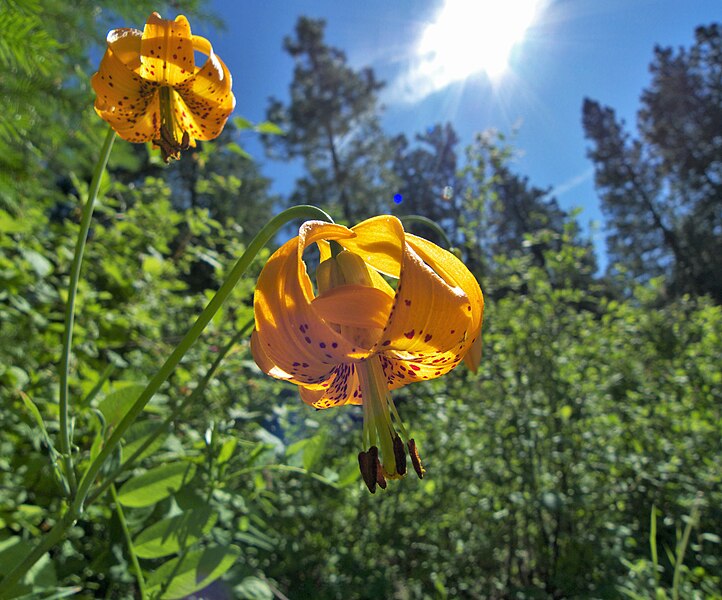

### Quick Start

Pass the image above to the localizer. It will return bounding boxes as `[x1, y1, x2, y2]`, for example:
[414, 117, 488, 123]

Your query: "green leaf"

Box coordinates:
[145, 544, 240, 599]
[236, 524, 275, 551]
[232, 116, 253, 130]
[141, 255, 164, 277]
[133, 507, 218, 559]
[234, 576, 273, 600]
[0, 209, 28, 233]
[335, 460, 360, 487]
[21, 248, 52, 277]
[217, 438, 238, 465]
[19, 392, 53, 448]
[117, 462, 196, 508]
[302, 431, 327, 471]
[559, 405, 573, 420]
[226, 142, 251, 160]
[287, 432, 327, 472]
[121, 420, 168, 464]
[0, 537, 56, 597]
[97, 384, 146, 431]
[254, 121, 284, 135]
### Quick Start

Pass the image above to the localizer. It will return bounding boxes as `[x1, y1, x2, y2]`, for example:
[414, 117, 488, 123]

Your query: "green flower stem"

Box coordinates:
[73, 204, 333, 514]
[86, 320, 252, 507]
[0, 204, 333, 596]
[0, 510, 76, 599]
[59, 125, 116, 495]
[110, 483, 147, 599]
[400, 215, 453, 249]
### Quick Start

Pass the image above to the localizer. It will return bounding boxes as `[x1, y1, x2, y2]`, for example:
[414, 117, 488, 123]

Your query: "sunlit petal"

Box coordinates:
[380, 353, 461, 390]
[253, 222, 363, 383]
[374, 240, 472, 364]
[106, 28, 142, 71]
[139, 13, 195, 86]
[406, 233, 484, 369]
[311, 285, 393, 329]
[341, 215, 405, 278]
[299, 363, 363, 409]
[98, 94, 160, 144]
[174, 36, 235, 141]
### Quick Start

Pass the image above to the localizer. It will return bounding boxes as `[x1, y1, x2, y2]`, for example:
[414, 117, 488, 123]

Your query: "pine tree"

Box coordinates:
[583, 25, 722, 302]
[263, 17, 397, 223]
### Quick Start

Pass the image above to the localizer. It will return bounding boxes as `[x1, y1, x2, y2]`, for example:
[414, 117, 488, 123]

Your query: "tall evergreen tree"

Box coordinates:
[583, 24, 722, 302]
[391, 123, 460, 244]
[263, 17, 397, 223]
[458, 130, 596, 284]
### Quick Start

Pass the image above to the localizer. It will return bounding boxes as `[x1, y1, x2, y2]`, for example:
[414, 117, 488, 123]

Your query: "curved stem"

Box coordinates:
[400, 215, 452, 249]
[0, 204, 333, 594]
[73, 205, 332, 514]
[0, 510, 75, 599]
[111, 483, 147, 599]
[86, 320, 252, 506]
[59, 125, 116, 495]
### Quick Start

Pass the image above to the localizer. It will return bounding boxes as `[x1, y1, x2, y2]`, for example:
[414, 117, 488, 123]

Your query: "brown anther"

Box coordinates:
[358, 446, 380, 493]
[180, 130, 190, 150]
[408, 439, 425, 479]
[376, 460, 387, 489]
[393, 433, 407, 476]
[160, 122, 175, 146]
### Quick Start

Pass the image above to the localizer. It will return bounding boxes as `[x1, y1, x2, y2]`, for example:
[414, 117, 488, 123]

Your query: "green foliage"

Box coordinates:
[1, 2, 720, 598]
[247, 245, 721, 599]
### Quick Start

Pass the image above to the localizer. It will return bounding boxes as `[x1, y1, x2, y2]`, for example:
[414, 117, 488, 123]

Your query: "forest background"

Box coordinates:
[0, 0, 720, 598]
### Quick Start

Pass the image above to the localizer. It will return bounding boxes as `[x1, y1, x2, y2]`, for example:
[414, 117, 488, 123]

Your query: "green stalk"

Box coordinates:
[0, 204, 333, 595]
[650, 505, 660, 595]
[87, 320, 252, 507]
[110, 483, 147, 599]
[0, 510, 76, 599]
[400, 214, 453, 249]
[672, 503, 700, 600]
[59, 125, 116, 495]
[73, 205, 332, 513]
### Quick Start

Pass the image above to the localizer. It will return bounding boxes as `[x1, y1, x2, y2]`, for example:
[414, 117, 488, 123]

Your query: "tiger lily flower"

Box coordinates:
[91, 12, 235, 162]
[251, 216, 484, 493]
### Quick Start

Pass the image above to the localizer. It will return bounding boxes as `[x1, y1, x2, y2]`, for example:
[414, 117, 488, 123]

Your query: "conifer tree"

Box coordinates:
[583, 25, 722, 302]
[264, 17, 397, 222]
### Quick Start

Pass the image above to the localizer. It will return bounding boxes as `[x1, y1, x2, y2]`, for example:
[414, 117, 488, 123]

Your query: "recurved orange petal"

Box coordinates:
[299, 362, 363, 409]
[373, 239, 472, 363]
[139, 13, 195, 86]
[253, 222, 362, 384]
[341, 215, 405, 278]
[406, 234, 484, 371]
[92, 28, 160, 143]
[379, 352, 463, 390]
[172, 36, 235, 141]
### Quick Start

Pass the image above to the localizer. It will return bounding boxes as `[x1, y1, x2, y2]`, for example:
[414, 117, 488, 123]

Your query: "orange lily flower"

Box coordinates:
[251, 216, 484, 492]
[91, 13, 235, 162]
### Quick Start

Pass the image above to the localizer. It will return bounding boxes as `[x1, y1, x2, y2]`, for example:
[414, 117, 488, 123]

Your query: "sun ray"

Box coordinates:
[416, 0, 546, 89]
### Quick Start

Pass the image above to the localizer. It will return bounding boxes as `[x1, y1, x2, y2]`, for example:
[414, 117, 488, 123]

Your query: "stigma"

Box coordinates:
[357, 356, 425, 493]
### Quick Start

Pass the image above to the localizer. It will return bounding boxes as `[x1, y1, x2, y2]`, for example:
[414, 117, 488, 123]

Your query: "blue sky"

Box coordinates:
[198, 0, 720, 259]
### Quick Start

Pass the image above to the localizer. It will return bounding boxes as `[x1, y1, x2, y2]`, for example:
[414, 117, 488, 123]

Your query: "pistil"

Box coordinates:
[356, 356, 424, 492]
[156, 86, 190, 162]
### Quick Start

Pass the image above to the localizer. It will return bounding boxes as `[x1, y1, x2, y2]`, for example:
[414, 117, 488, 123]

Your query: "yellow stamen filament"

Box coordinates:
[357, 356, 402, 479]
[156, 86, 189, 162]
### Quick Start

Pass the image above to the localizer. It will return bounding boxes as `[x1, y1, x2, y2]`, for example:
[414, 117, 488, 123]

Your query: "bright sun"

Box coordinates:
[417, 0, 544, 87]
